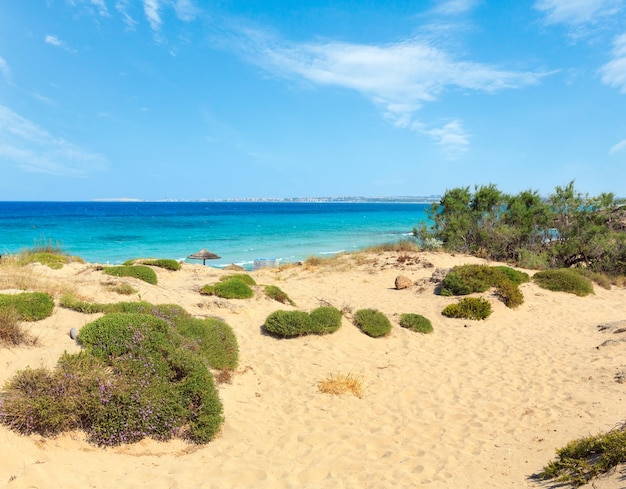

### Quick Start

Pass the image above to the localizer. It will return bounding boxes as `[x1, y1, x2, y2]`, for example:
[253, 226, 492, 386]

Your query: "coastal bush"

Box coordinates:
[442, 297, 492, 320]
[141, 259, 182, 271]
[540, 425, 626, 487]
[0, 306, 37, 346]
[492, 266, 530, 285]
[175, 317, 239, 370]
[0, 312, 225, 446]
[103, 265, 158, 285]
[263, 310, 313, 338]
[532, 269, 594, 296]
[264, 285, 295, 306]
[0, 292, 54, 321]
[220, 273, 256, 286]
[399, 313, 433, 334]
[14, 240, 83, 269]
[353, 309, 392, 338]
[202, 278, 254, 299]
[309, 306, 342, 334]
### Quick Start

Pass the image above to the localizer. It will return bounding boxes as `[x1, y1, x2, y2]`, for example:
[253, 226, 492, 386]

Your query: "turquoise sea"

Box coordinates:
[0, 201, 431, 269]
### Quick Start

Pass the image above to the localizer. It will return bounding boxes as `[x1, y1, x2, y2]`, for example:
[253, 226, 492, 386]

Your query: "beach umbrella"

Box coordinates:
[188, 248, 221, 265]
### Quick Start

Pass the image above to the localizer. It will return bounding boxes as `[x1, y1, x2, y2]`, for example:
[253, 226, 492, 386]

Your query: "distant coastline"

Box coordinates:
[91, 196, 442, 204]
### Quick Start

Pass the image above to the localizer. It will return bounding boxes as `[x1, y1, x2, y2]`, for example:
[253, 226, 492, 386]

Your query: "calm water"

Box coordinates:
[0, 202, 431, 269]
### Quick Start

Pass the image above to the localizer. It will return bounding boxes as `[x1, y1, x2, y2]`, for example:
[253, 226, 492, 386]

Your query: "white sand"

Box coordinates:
[1, 251, 625, 488]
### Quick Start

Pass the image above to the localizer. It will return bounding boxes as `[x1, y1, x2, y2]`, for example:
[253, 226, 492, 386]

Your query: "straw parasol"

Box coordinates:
[187, 248, 221, 265]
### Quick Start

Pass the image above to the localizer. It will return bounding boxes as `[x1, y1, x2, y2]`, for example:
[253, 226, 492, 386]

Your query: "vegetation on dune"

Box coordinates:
[102, 265, 158, 285]
[0, 292, 55, 321]
[0, 307, 38, 347]
[318, 372, 364, 398]
[415, 181, 626, 278]
[532, 269, 595, 296]
[10, 240, 84, 270]
[0, 303, 239, 446]
[263, 306, 342, 338]
[201, 277, 254, 299]
[123, 258, 182, 271]
[353, 308, 392, 338]
[264, 285, 296, 306]
[442, 297, 492, 320]
[399, 313, 433, 334]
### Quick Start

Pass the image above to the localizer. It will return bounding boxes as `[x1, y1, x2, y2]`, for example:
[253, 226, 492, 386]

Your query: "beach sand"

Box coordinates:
[1, 251, 625, 488]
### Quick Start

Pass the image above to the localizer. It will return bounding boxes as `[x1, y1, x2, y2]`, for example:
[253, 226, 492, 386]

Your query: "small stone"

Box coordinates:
[395, 275, 413, 290]
[69, 327, 78, 340]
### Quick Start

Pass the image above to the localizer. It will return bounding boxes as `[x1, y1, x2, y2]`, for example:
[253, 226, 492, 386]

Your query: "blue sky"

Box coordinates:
[1, 0, 626, 201]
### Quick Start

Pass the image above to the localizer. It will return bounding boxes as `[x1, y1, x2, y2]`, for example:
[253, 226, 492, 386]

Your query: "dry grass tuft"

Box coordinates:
[0, 307, 38, 347]
[318, 372, 364, 398]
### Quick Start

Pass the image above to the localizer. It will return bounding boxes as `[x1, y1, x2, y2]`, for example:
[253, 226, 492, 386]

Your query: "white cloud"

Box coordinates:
[609, 138, 626, 154]
[0, 105, 107, 176]
[600, 33, 626, 92]
[237, 31, 543, 155]
[115, 0, 138, 30]
[174, 0, 198, 22]
[534, 0, 623, 25]
[412, 119, 470, 158]
[0, 56, 11, 84]
[143, 0, 163, 32]
[67, 0, 109, 17]
[432, 0, 480, 15]
[45, 35, 77, 53]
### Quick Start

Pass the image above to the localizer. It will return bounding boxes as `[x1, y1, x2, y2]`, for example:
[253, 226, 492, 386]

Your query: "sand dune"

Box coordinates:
[1, 251, 625, 488]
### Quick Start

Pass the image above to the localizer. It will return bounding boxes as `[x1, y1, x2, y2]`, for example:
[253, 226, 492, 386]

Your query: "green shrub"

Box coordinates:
[142, 259, 182, 271]
[442, 297, 492, 320]
[533, 269, 594, 296]
[541, 427, 626, 487]
[202, 279, 254, 299]
[495, 279, 525, 308]
[0, 292, 54, 321]
[353, 309, 392, 338]
[264, 285, 295, 305]
[103, 265, 158, 285]
[264, 310, 313, 338]
[176, 317, 239, 370]
[492, 266, 530, 285]
[399, 313, 433, 334]
[220, 274, 256, 286]
[309, 306, 342, 334]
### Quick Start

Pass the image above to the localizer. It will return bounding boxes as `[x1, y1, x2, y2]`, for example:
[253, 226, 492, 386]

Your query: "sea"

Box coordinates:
[0, 201, 432, 269]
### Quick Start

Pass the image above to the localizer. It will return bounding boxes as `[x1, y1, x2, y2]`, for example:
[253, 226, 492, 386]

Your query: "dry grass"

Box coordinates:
[0, 256, 78, 298]
[318, 372, 364, 398]
[0, 307, 38, 347]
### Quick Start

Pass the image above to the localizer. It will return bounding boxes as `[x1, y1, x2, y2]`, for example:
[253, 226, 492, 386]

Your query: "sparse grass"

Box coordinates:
[264, 285, 295, 305]
[533, 269, 594, 296]
[364, 239, 421, 253]
[0, 292, 55, 321]
[540, 423, 626, 487]
[103, 265, 158, 285]
[0, 307, 38, 347]
[107, 282, 137, 295]
[353, 308, 392, 338]
[12, 240, 84, 269]
[442, 297, 492, 320]
[318, 372, 364, 398]
[399, 313, 433, 334]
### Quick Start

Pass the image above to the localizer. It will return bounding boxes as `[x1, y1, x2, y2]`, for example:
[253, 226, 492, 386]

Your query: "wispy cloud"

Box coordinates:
[432, 0, 480, 16]
[143, 0, 163, 32]
[609, 137, 626, 154]
[412, 120, 470, 158]
[235, 30, 543, 156]
[0, 105, 107, 176]
[534, 0, 623, 25]
[45, 35, 77, 53]
[600, 32, 626, 92]
[0, 56, 11, 85]
[67, 0, 109, 17]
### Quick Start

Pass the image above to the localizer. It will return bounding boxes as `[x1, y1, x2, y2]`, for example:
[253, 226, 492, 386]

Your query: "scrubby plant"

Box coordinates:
[201, 278, 254, 299]
[14, 240, 83, 270]
[399, 313, 433, 334]
[0, 312, 224, 446]
[220, 273, 256, 286]
[108, 282, 137, 295]
[533, 269, 594, 296]
[353, 308, 392, 338]
[142, 259, 182, 271]
[264, 285, 295, 306]
[540, 425, 626, 487]
[0, 292, 54, 321]
[263, 310, 313, 338]
[175, 317, 239, 370]
[492, 266, 530, 285]
[103, 265, 158, 285]
[318, 372, 364, 398]
[442, 297, 492, 320]
[309, 306, 342, 334]
[0, 306, 37, 346]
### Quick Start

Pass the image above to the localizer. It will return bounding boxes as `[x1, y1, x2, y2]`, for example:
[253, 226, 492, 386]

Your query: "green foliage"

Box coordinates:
[399, 313, 433, 334]
[353, 309, 392, 338]
[442, 297, 492, 320]
[0, 292, 54, 321]
[264, 310, 313, 338]
[440, 265, 524, 309]
[309, 306, 342, 334]
[142, 259, 182, 271]
[176, 317, 239, 370]
[533, 269, 594, 296]
[201, 278, 254, 299]
[14, 239, 83, 269]
[541, 427, 626, 487]
[220, 273, 256, 286]
[264, 285, 295, 305]
[103, 265, 158, 285]
[1, 311, 225, 446]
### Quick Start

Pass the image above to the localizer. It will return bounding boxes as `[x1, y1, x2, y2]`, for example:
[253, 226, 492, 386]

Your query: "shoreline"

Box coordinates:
[1, 250, 625, 488]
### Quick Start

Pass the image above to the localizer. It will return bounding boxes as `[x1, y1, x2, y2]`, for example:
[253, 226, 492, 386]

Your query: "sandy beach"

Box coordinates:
[1, 250, 625, 489]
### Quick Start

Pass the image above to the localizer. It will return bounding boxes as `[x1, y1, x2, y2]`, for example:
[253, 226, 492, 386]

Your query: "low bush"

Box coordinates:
[309, 306, 342, 334]
[103, 265, 158, 285]
[201, 278, 254, 299]
[220, 274, 256, 286]
[492, 266, 530, 285]
[540, 425, 626, 487]
[442, 297, 492, 320]
[176, 317, 239, 370]
[264, 285, 295, 306]
[353, 309, 392, 338]
[264, 310, 313, 338]
[399, 313, 433, 334]
[142, 259, 182, 271]
[14, 241, 83, 270]
[533, 269, 594, 296]
[0, 292, 55, 321]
